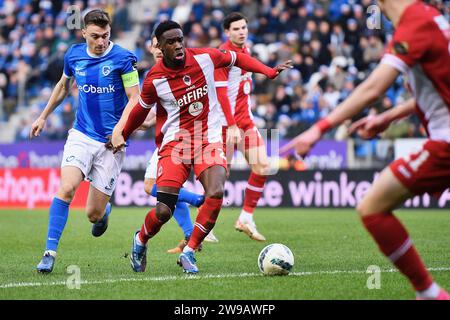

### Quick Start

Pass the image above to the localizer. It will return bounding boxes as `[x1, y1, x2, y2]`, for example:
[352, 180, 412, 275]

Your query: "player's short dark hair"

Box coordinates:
[154, 20, 182, 42]
[223, 12, 247, 30]
[83, 9, 111, 28]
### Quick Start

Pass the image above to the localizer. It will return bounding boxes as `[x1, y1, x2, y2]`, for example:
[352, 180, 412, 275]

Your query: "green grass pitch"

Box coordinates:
[0, 208, 449, 300]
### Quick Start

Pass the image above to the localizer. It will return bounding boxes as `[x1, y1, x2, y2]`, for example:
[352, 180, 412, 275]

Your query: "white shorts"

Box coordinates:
[61, 129, 125, 196]
[144, 148, 159, 180]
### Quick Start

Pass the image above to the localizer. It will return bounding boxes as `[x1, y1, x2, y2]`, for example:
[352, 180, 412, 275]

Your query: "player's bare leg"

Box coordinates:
[234, 144, 269, 241]
[56, 166, 85, 202]
[37, 166, 84, 273]
[86, 185, 112, 237]
[356, 168, 449, 300]
[178, 165, 226, 273]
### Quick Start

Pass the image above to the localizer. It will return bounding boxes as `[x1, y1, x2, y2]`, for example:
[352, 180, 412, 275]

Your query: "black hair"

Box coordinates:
[223, 12, 247, 30]
[154, 20, 182, 42]
[83, 9, 111, 28]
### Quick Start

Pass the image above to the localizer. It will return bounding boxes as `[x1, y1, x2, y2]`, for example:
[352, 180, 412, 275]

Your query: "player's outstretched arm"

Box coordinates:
[348, 98, 416, 139]
[30, 74, 73, 139]
[234, 52, 293, 79]
[280, 63, 400, 156]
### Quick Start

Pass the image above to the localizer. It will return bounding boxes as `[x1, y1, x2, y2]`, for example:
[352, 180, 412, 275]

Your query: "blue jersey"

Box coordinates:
[63, 42, 139, 143]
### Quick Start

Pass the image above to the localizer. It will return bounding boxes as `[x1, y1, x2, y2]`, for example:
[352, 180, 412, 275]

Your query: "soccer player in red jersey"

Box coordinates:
[111, 21, 292, 273]
[281, 0, 450, 299]
[214, 12, 271, 242]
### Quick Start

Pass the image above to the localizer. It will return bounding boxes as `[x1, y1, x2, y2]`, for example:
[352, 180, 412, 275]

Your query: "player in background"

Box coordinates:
[30, 9, 140, 273]
[111, 21, 292, 273]
[281, 0, 450, 299]
[215, 12, 271, 242]
[140, 36, 215, 254]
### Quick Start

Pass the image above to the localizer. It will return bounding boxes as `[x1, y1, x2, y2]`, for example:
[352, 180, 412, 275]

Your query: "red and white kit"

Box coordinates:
[381, 1, 450, 195]
[137, 48, 239, 188]
[215, 40, 264, 151]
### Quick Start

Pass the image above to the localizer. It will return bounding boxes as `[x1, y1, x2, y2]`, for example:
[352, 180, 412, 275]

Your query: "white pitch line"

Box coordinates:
[1, 267, 449, 289]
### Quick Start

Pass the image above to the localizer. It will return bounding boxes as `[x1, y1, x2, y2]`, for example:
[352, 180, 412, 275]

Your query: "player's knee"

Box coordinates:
[155, 191, 178, 222]
[144, 179, 155, 195]
[57, 181, 77, 201]
[252, 162, 270, 176]
[155, 203, 172, 222]
[205, 186, 224, 199]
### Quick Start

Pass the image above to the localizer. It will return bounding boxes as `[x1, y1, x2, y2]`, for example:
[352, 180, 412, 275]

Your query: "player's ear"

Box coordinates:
[81, 29, 86, 39]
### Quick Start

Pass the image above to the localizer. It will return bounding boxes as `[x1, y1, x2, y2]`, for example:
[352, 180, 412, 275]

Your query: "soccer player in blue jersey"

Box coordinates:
[30, 9, 140, 273]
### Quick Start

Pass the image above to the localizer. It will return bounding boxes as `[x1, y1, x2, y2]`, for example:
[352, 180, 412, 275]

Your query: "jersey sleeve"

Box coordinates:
[139, 75, 157, 109]
[381, 19, 432, 73]
[63, 45, 74, 78]
[207, 48, 237, 69]
[120, 51, 140, 88]
[214, 67, 229, 88]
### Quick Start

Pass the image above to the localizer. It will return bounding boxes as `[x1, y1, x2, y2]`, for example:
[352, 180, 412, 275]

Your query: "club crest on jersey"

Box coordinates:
[189, 101, 203, 116]
[183, 75, 191, 86]
[102, 65, 112, 76]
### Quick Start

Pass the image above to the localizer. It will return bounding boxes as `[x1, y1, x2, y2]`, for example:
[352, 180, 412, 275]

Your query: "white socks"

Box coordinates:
[416, 282, 440, 299]
[239, 210, 254, 224]
[183, 245, 194, 253]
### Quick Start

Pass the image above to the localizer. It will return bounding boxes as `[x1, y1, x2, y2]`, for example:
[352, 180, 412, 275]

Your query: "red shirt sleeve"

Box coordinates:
[207, 48, 237, 69]
[384, 19, 431, 69]
[139, 74, 158, 109]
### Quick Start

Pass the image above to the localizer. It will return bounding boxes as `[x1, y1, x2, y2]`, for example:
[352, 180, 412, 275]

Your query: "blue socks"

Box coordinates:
[45, 197, 70, 252]
[151, 185, 205, 208]
[173, 201, 194, 239]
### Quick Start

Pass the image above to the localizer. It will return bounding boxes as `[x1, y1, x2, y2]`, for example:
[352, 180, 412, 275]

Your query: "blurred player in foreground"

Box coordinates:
[30, 9, 140, 273]
[214, 12, 269, 242]
[112, 21, 292, 273]
[281, 0, 450, 299]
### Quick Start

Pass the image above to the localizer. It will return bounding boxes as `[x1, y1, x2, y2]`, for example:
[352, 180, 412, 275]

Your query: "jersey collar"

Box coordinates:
[86, 41, 114, 58]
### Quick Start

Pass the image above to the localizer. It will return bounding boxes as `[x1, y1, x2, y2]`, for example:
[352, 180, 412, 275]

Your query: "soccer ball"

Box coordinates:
[258, 243, 294, 276]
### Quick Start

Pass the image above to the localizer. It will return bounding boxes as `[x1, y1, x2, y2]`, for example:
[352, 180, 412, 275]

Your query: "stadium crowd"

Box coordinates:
[0, 0, 448, 143]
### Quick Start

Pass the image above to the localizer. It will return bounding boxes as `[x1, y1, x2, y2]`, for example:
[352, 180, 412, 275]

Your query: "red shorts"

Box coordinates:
[156, 142, 227, 188]
[389, 140, 450, 197]
[222, 124, 264, 154]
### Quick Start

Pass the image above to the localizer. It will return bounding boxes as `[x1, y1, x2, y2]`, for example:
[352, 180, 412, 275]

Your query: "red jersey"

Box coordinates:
[139, 47, 237, 155]
[215, 40, 254, 128]
[381, 1, 450, 142]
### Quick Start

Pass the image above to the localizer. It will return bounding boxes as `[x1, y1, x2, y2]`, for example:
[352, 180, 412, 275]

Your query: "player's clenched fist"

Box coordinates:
[30, 118, 46, 139]
[110, 130, 126, 153]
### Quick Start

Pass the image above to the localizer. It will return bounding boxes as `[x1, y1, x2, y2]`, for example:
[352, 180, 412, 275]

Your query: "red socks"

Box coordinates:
[138, 208, 166, 244]
[243, 172, 267, 213]
[187, 197, 223, 250]
[362, 213, 433, 291]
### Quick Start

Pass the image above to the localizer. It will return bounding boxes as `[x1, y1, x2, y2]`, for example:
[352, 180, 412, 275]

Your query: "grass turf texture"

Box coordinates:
[0, 208, 449, 300]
